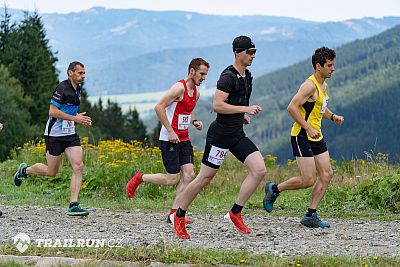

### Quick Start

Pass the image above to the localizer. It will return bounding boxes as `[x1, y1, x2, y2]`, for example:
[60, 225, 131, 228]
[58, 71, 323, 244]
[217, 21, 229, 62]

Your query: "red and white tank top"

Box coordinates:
[159, 80, 197, 142]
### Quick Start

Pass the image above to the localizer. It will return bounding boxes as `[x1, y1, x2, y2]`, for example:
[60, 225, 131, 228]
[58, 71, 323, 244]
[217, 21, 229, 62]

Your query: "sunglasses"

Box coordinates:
[245, 48, 256, 55]
[236, 48, 257, 55]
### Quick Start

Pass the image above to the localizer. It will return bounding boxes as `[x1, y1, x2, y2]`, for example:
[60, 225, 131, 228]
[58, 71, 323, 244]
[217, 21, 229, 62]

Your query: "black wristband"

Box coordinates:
[192, 119, 198, 125]
[331, 114, 335, 121]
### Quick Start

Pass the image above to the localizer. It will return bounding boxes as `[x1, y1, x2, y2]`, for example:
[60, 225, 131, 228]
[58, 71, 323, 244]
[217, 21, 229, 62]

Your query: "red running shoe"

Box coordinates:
[224, 210, 252, 234]
[167, 210, 193, 224]
[169, 213, 190, 239]
[126, 170, 143, 198]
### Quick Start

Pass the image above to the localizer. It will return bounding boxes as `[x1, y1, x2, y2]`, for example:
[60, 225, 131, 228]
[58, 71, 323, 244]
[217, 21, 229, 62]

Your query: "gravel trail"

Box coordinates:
[0, 205, 399, 257]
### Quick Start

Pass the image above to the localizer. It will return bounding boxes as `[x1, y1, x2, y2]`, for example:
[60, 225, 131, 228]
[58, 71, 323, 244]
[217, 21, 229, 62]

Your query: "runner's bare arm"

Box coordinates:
[190, 90, 201, 122]
[190, 90, 203, 130]
[323, 108, 345, 125]
[213, 89, 261, 115]
[287, 80, 319, 138]
[154, 82, 185, 136]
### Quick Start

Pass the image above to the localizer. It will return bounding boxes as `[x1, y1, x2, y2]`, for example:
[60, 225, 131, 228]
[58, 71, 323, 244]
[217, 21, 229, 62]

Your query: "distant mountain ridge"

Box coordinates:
[188, 25, 400, 162]
[6, 7, 400, 95]
[246, 25, 400, 161]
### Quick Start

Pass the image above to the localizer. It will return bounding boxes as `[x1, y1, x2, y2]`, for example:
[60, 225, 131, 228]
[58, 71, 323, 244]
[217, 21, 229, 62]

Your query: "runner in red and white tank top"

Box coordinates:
[159, 79, 197, 142]
[126, 58, 210, 226]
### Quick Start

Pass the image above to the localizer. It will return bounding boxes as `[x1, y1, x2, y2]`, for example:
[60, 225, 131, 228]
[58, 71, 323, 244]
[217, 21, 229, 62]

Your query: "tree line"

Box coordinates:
[250, 25, 400, 162]
[0, 8, 158, 161]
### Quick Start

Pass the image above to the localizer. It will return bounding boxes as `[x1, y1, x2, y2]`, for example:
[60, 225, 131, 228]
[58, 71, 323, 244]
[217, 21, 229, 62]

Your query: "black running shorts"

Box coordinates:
[44, 134, 81, 156]
[202, 122, 259, 169]
[291, 135, 328, 157]
[159, 140, 194, 174]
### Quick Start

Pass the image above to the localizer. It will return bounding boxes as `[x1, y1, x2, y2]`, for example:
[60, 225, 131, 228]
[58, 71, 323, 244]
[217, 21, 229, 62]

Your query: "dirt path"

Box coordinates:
[0, 205, 399, 257]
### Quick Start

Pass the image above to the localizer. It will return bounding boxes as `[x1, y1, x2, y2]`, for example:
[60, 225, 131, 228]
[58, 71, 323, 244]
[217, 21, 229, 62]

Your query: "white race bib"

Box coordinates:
[178, 114, 191, 130]
[208, 145, 229, 166]
[61, 120, 75, 134]
[320, 97, 329, 114]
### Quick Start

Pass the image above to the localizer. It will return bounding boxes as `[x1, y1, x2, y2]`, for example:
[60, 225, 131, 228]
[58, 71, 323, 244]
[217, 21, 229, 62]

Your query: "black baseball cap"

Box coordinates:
[232, 36, 255, 52]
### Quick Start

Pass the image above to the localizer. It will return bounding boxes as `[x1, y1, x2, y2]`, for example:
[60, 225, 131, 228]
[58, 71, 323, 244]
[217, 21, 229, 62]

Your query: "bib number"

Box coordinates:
[207, 145, 229, 166]
[61, 120, 75, 134]
[178, 114, 191, 130]
[320, 97, 329, 114]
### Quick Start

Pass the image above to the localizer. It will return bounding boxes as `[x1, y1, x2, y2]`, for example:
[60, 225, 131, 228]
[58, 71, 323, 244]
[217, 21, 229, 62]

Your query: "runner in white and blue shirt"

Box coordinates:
[14, 61, 93, 216]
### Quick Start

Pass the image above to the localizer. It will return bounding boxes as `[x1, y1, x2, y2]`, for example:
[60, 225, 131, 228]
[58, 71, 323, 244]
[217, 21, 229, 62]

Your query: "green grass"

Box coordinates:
[0, 157, 399, 221]
[1, 244, 400, 267]
[1, 140, 400, 265]
[0, 263, 24, 267]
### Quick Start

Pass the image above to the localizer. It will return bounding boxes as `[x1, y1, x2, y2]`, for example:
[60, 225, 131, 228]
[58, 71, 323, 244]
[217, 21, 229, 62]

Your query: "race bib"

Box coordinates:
[178, 114, 191, 130]
[207, 145, 229, 166]
[320, 97, 329, 114]
[61, 120, 75, 134]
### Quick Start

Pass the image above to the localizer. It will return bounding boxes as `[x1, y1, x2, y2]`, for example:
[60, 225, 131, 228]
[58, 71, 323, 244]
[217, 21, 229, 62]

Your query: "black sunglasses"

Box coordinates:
[236, 48, 257, 55]
[245, 48, 256, 55]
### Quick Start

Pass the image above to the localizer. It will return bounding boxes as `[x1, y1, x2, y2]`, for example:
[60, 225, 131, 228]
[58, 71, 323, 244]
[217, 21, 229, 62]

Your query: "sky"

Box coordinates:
[1, 0, 399, 22]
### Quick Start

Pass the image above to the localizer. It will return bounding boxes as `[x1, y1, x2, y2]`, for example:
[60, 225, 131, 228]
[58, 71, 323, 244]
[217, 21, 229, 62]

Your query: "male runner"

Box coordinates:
[263, 47, 344, 228]
[126, 58, 209, 223]
[14, 61, 92, 216]
[170, 36, 266, 239]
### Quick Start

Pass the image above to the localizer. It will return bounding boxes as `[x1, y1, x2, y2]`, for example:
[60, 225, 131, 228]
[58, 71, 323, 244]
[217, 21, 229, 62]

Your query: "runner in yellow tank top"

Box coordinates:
[291, 74, 329, 142]
[263, 47, 345, 228]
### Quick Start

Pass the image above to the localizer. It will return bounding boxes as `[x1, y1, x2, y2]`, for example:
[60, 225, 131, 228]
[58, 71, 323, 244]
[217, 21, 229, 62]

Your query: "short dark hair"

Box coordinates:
[67, 61, 84, 76]
[188, 58, 210, 74]
[312, 47, 336, 70]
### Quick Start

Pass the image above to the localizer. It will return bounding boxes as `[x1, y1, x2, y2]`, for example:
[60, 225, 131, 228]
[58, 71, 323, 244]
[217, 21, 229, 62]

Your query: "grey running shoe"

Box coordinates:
[66, 203, 89, 216]
[300, 212, 330, 228]
[263, 182, 279, 213]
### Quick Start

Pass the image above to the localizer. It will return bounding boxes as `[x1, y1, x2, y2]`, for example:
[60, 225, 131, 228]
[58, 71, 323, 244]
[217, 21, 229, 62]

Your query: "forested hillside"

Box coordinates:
[191, 25, 400, 162]
[251, 25, 400, 162]
[0, 10, 148, 161]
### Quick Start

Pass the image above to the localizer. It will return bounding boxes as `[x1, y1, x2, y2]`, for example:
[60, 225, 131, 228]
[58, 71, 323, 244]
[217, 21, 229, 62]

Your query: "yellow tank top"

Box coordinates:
[290, 74, 329, 141]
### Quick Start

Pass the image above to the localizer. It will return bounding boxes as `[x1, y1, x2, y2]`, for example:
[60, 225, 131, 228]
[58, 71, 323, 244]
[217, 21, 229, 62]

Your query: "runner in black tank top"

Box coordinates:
[171, 36, 267, 239]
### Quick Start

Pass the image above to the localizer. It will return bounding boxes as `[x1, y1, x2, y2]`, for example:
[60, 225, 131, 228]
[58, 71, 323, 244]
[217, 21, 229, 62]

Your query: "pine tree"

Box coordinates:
[0, 65, 32, 160]
[152, 121, 162, 147]
[124, 107, 147, 142]
[0, 6, 15, 55]
[75, 86, 105, 142]
[102, 99, 126, 139]
[2, 11, 58, 128]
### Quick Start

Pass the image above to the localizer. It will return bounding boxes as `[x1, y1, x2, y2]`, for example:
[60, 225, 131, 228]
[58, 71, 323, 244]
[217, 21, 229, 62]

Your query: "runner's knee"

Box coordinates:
[199, 175, 213, 187]
[302, 176, 317, 188]
[165, 174, 180, 186]
[182, 170, 195, 183]
[320, 169, 334, 183]
[251, 164, 266, 180]
[72, 162, 84, 173]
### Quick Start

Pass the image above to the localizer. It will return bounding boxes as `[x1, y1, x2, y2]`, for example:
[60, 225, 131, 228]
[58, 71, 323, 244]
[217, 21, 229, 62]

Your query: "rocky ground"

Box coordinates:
[0, 205, 399, 257]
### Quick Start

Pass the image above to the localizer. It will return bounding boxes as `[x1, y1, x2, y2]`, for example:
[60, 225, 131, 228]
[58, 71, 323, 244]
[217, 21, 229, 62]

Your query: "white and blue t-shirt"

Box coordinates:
[44, 79, 81, 137]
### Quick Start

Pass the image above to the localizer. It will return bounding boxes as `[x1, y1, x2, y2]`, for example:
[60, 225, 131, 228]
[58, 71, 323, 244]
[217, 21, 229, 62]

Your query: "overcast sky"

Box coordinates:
[1, 0, 399, 22]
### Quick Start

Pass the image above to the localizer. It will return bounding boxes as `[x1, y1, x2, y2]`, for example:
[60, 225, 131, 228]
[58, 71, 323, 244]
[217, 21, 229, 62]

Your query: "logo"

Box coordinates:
[12, 233, 124, 253]
[14, 233, 31, 253]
